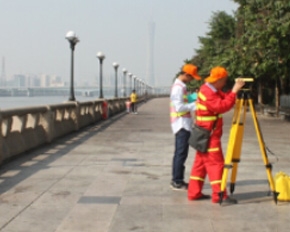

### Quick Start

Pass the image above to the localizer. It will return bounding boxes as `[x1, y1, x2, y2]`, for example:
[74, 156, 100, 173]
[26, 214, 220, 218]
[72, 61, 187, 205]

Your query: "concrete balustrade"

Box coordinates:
[0, 98, 129, 165]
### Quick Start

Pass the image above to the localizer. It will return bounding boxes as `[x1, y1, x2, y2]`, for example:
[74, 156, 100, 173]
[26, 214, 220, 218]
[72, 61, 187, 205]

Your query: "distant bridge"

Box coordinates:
[0, 86, 170, 97]
[0, 87, 113, 97]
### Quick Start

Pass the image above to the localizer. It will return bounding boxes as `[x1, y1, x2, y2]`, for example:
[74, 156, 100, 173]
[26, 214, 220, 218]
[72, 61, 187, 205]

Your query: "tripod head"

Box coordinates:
[236, 77, 254, 99]
[235, 78, 254, 82]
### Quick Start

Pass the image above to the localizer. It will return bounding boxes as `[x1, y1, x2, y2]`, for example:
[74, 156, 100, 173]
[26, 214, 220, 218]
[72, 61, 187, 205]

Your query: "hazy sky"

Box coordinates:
[0, 0, 238, 88]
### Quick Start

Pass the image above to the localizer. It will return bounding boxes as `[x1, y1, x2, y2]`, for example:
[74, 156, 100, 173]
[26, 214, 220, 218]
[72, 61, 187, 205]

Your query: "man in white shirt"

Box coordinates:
[170, 64, 201, 190]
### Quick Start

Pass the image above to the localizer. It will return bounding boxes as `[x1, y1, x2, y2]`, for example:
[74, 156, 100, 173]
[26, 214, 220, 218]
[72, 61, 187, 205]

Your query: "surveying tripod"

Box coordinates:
[218, 79, 279, 204]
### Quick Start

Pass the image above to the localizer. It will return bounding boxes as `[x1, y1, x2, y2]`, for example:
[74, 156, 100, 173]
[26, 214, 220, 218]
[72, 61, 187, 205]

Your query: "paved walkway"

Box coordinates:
[0, 98, 290, 232]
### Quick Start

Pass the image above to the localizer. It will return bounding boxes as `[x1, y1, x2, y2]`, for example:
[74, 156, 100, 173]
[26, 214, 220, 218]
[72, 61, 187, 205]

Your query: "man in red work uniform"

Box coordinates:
[170, 64, 201, 190]
[187, 66, 245, 203]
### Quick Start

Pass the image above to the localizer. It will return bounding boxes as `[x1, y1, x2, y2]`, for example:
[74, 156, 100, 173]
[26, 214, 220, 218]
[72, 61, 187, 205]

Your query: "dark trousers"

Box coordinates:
[131, 102, 137, 112]
[172, 128, 190, 183]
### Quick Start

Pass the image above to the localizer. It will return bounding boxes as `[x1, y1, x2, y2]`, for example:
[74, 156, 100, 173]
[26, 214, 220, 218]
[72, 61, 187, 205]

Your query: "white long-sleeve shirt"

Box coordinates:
[170, 78, 196, 134]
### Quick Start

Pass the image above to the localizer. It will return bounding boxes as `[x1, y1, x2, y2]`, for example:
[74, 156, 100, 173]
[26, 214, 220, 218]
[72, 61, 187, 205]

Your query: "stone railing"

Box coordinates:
[0, 97, 131, 165]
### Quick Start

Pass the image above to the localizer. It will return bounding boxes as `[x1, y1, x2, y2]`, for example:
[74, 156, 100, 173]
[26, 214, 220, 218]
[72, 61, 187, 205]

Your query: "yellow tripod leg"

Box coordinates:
[219, 98, 244, 204]
[248, 99, 279, 204]
[229, 100, 247, 194]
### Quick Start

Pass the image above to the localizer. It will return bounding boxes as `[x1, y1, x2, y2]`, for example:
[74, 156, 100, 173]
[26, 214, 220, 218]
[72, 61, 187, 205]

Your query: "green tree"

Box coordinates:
[190, 11, 236, 78]
[188, 0, 290, 111]
[233, 0, 290, 110]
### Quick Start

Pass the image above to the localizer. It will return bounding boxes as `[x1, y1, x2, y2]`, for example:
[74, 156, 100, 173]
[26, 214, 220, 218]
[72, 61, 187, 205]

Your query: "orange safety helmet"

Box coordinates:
[182, 64, 201, 80]
[205, 66, 228, 83]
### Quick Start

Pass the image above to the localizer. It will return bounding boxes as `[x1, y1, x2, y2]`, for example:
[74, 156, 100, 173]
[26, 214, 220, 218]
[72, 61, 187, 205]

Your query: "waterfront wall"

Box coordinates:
[0, 97, 132, 165]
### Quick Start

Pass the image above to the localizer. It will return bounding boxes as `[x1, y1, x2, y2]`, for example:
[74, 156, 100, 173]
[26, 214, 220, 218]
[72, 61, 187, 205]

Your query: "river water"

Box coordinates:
[0, 96, 112, 110]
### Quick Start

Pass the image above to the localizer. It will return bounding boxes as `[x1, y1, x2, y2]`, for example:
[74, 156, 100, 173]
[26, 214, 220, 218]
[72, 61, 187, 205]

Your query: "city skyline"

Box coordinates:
[0, 69, 122, 88]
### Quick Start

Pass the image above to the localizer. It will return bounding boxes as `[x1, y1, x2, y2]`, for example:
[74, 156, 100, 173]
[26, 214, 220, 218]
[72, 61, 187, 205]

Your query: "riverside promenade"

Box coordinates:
[0, 97, 290, 232]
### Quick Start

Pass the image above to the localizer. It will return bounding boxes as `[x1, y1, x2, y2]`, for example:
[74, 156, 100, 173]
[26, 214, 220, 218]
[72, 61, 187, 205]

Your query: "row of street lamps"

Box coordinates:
[65, 30, 150, 101]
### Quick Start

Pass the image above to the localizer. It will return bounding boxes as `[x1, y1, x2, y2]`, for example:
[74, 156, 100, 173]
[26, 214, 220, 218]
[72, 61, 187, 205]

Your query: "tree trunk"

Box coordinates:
[257, 79, 263, 113]
[280, 76, 285, 95]
[275, 79, 280, 116]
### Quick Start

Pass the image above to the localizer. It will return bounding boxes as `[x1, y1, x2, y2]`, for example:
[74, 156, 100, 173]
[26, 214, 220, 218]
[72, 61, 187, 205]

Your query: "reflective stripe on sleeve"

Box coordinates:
[198, 92, 206, 101]
[196, 103, 207, 111]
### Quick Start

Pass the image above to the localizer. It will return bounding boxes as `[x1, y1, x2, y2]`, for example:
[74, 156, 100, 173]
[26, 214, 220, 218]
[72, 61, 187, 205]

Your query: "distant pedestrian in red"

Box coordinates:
[125, 98, 131, 113]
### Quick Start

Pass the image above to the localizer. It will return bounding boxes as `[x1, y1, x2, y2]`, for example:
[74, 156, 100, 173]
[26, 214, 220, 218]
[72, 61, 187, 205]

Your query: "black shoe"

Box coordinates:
[223, 197, 238, 204]
[196, 194, 211, 200]
[170, 181, 188, 191]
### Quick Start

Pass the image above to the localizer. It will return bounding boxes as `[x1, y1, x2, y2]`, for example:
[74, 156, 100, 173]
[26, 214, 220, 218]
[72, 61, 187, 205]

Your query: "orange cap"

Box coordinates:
[182, 64, 201, 80]
[205, 66, 228, 83]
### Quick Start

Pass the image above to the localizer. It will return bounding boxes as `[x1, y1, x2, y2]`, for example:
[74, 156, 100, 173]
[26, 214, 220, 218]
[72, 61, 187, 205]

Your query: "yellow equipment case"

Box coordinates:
[275, 172, 290, 202]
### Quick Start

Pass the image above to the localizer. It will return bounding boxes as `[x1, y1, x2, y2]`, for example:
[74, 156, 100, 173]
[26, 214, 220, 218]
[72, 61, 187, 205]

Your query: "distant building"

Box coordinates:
[31, 76, 41, 87]
[40, 74, 50, 87]
[50, 75, 65, 87]
[26, 75, 41, 87]
[1, 57, 6, 87]
[12, 74, 26, 87]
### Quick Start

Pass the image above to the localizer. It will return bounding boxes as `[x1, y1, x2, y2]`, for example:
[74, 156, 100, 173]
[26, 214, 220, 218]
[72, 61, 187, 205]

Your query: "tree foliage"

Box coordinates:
[187, 0, 290, 105]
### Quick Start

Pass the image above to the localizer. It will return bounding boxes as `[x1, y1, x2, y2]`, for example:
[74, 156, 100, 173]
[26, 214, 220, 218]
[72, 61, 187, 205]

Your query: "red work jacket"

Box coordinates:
[195, 84, 236, 148]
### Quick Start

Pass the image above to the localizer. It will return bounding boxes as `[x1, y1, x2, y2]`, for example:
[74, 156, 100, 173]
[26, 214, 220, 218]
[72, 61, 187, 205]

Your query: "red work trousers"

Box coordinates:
[188, 146, 228, 203]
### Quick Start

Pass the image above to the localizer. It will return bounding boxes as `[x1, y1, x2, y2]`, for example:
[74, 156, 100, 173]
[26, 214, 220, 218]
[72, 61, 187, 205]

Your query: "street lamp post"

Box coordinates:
[133, 75, 137, 90]
[135, 78, 139, 94]
[122, 68, 127, 97]
[128, 73, 132, 94]
[97, 52, 105, 98]
[138, 80, 141, 96]
[112, 62, 119, 98]
[139, 79, 143, 96]
[65, 31, 79, 101]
